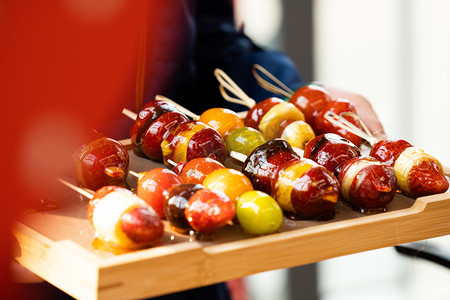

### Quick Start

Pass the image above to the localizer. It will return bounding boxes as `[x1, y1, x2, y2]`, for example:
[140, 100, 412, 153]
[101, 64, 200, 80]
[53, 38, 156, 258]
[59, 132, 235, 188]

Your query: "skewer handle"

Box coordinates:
[57, 178, 94, 199]
[252, 64, 294, 98]
[122, 108, 137, 121]
[229, 151, 248, 163]
[129, 170, 145, 181]
[214, 68, 256, 109]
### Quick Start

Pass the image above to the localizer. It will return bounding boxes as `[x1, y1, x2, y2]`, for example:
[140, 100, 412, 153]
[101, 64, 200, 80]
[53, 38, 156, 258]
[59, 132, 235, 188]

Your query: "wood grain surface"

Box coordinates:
[12, 149, 450, 299]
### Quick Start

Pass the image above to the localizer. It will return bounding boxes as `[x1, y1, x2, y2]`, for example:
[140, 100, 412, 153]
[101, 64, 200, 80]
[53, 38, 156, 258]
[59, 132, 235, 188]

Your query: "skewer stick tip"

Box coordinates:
[230, 151, 247, 163]
[122, 108, 137, 121]
[129, 170, 145, 181]
[57, 178, 94, 199]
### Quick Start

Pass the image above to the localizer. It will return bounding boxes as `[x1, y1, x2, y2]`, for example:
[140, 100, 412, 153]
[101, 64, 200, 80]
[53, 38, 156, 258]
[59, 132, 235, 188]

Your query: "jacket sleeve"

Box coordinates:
[171, 0, 306, 114]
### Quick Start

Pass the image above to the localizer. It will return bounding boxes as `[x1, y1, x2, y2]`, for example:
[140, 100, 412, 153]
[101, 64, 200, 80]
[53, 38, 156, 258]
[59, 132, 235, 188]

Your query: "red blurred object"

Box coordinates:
[0, 2, 182, 295]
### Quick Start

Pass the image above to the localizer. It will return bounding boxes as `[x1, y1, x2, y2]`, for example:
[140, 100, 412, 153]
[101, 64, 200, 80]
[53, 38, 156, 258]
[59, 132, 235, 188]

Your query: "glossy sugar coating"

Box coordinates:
[236, 190, 283, 235]
[161, 121, 227, 166]
[89, 186, 163, 249]
[176, 157, 225, 184]
[258, 101, 305, 140]
[73, 137, 129, 191]
[245, 97, 284, 129]
[370, 139, 449, 197]
[407, 159, 449, 197]
[199, 107, 244, 138]
[280, 120, 316, 150]
[130, 100, 180, 158]
[203, 168, 254, 205]
[137, 168, 183, 219]
[393, 147, 448, 197]
[303, 133, 360, 176]
[164, 183, 205, 233]
[274, 159, 339, 220]
[289, 84, 332, 125]
[369, 139, 413, 167]
[185, 189, 235, 236]
[225, 126, 267, 156]
[242, 139, 301, 195]
[140, 111, 189, 161]
[338, 156, 397, 213]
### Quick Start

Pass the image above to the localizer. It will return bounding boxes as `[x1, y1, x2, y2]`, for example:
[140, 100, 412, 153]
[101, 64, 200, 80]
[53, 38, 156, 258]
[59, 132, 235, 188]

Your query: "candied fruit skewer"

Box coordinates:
[325, 112, 450, 197]
[231, 139, 396, 215]
[122, 99, 227, 165]
[230, 140, 339, 220]
[58, 178, 164, 249]
[215, 68, 316, 146]
[147, 97, 272, 156]
[251, 64, 364, 146]
[155, 95, 247, 140]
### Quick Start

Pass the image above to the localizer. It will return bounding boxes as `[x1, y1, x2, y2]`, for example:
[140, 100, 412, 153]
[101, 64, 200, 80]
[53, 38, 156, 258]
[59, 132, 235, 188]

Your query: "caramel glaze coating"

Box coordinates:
[242, 139, 301, 195]
[164, 184, 205, 233]
[314, 99, 363, 147]
[407, 159, 448, 197]
[187, 126, 227, 163]
[339, 157, 397, 213]
[174, 157, 225, 184]
[289, 164, 340, 220]
[304, 133, 361, 177]
[185, 189, 235, 236]
[130, 100, 180, 159]
[73, 137, 129, 191]
[141, 111, 189, 161]
[289, 84, 332, 125]
[161, 121, 227, 165]
[370, 139, 449, 197]
[244, 97, 285, 129]
[369, 139, 413, 167]
[120, 206, 164, 244]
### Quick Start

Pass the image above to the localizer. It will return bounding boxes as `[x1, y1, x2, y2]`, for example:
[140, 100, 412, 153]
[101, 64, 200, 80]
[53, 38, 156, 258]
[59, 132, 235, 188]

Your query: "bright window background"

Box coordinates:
[237, 0, 450, 299]
[314, 0, 450, 299]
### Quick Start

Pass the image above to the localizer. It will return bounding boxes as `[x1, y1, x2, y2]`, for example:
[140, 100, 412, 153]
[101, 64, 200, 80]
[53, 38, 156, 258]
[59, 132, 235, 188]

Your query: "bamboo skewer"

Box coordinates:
[230, 146, 304, 164]
[214, 69, 256, 109]
[122, 108, 137, 121]
[324, 112, 450, 177]
[57, 178, 94, 199]
[252, 64, 294, 98]
[324, 111, 379, 147]
[229, 151, 247, 163]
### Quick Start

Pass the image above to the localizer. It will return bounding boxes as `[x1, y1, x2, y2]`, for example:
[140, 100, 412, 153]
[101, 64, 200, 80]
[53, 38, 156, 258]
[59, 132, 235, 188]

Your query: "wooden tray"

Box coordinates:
[12, 146, 450, 300]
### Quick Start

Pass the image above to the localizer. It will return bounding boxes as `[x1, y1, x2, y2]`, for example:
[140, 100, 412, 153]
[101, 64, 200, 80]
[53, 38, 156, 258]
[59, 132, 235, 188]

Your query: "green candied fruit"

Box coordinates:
[236, 190, 283, 235]
[225, 127, 266, 156]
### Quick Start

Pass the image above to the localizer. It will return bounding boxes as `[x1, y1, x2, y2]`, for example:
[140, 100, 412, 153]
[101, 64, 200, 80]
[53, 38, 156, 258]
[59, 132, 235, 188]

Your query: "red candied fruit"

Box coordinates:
[185, 189, 235, 236]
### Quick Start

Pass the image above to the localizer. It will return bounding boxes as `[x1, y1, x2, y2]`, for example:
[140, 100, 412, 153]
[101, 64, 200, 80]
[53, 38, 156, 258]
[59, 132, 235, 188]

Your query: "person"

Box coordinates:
[2, 0, 384, 298]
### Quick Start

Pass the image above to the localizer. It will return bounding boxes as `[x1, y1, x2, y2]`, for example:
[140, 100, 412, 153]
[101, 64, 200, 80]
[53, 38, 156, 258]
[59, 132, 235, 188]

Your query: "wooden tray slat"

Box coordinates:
[12, 149, 450, 300]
